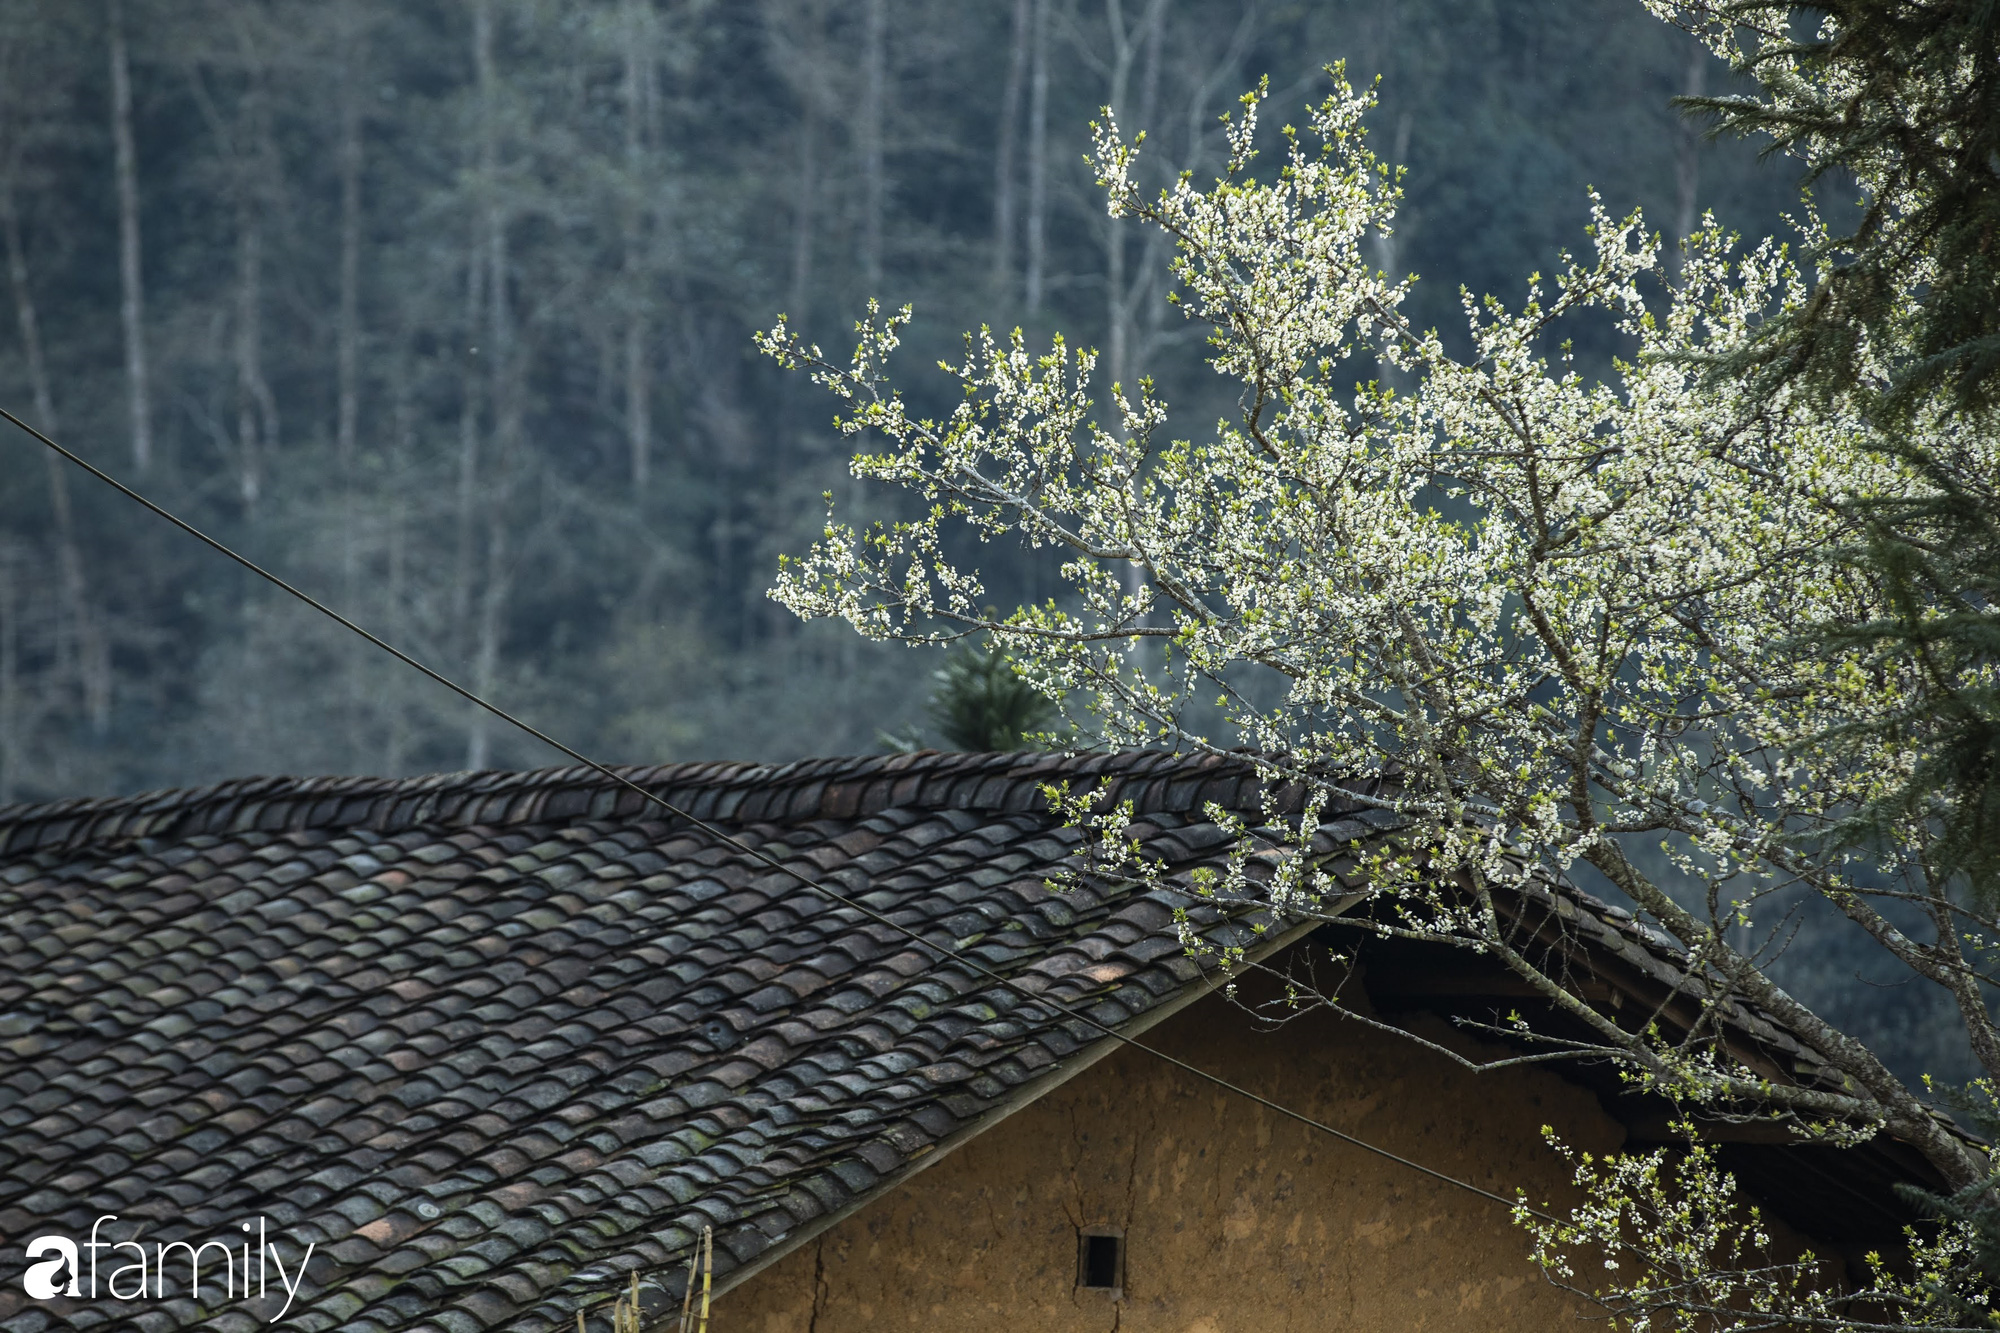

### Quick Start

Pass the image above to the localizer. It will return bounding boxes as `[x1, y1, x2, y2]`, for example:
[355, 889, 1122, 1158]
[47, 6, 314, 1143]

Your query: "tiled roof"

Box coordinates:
[0, 750, 1935, 1331]
[0, 751, 1399, 1332]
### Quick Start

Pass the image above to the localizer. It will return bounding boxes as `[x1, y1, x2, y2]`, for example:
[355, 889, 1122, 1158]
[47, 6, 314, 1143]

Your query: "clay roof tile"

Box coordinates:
[0, 748, 1810, 1332]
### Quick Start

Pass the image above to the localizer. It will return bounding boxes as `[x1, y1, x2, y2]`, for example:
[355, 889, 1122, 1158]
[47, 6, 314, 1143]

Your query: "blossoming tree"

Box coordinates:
[759, 56, 1999, 1330]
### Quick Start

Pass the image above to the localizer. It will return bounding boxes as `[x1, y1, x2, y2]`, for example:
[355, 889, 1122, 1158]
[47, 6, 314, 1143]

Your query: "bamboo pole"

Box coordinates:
[696, 1227, 712, 1333]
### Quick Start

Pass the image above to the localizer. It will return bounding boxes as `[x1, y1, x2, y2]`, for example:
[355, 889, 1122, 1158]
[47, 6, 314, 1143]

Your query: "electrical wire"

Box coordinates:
[1, 403, 1553, 1224]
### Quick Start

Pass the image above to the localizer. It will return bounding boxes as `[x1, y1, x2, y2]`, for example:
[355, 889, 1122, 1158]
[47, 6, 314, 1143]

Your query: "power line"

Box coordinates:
[1, 403, 1551, 1225]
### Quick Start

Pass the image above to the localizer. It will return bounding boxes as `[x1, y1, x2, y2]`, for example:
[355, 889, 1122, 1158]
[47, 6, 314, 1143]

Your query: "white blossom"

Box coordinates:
[761, 65, 2000, 1327]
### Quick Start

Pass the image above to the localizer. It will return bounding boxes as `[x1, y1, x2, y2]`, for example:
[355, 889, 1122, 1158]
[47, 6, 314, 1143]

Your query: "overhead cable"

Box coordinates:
[1, 403, 1552, 1225]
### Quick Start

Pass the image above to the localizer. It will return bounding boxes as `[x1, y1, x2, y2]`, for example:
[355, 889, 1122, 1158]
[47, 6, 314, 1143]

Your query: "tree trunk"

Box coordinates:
[0, 548, 16, 804]
[453, 218, 484, 663]
[384, 353, 414, 775]
[1106, 213, 1125, 390]
[623, 0, 652, 491]
[1369, 111, 1412, 278]
[485, 199, 512, 492]
[1672, 44, 1708, 277]
[1137, 3, 1159, 145]
[626, 308, 650, 491]
[455, 0, 496, 671]
[235, 196, 272, 506]
[992, 0, 1031, 293]
[1024, 0, 1050, 311]
[3, 181, 109, 735]
[464, 0, 514, 771]
[1101, 0, 1165, 392]
[336, 7, 363, 478]
[466, 515, 507, 772]
[333, 3, 365, 746]
[859, 0, 886, 293]
[1, 190, 57, 440]
[229, 16, 279, 509]
[108, 0, 152, 473]
[789, 99, 818, 326]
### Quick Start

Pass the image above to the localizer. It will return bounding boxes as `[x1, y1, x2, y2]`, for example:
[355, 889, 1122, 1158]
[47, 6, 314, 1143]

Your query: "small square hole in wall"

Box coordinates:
[1077, 1228, 1124, 1297]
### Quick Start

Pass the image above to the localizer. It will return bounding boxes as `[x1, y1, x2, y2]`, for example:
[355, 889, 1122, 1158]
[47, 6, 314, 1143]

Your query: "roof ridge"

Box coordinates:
[0, 749, 1287, 855]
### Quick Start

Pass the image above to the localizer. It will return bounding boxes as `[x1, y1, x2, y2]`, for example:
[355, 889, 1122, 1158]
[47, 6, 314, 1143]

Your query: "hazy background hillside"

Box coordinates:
[0, 0, 1798, 796]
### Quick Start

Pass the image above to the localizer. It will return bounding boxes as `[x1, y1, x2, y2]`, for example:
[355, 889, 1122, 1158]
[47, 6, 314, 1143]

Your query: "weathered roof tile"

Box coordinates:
[0, 749, 1813, 1332]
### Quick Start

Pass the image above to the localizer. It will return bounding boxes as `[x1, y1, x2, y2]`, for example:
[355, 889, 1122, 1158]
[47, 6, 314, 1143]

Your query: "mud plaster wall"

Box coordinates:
[721, 973, 1634, 1333]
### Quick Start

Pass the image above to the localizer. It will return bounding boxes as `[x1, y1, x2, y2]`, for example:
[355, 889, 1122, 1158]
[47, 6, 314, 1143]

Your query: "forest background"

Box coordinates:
[4, 0, 1960, 1078]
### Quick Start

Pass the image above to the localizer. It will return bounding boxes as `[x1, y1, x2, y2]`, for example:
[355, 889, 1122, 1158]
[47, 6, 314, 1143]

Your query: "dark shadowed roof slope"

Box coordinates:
[0, 751, 1392, 1332]
[0, 750, 1941, 1332]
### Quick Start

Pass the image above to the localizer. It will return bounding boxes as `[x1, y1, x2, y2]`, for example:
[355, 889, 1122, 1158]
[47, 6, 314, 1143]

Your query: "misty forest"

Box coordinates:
[0, 0, 1966, 1080]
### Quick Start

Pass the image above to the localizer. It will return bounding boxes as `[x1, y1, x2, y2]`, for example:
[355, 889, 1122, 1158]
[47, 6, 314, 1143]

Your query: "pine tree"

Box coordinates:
[1807, 442, 2000, 903]
[876, 642, 1061, 753]
[1672, 0, 2000, 417]
[1666, 0, 2000, 899]
[1665, 5, 2000, 1305]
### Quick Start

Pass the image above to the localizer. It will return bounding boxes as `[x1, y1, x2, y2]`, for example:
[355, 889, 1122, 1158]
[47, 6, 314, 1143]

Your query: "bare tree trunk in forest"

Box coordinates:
[3, 181, 109, 735]
[1119, 3, 1255, 390]
[0, 550, 16, 804]
[1100, 0, 1166, 393]
[235, 197, 272, 506]
[108, 0, 152, 473]
[789, 100, 818, 325]
[623, 0, 654, 492]
[333, 5, 365, 757]
[384, 353, 414, 774]
[472, 2, 519, 774]
[1365, 109, 1414, 405]
[485, 201, 512, 527]
[992, 0, 1030, 292]
[1138, 7, 1159, 148]
[467, 517, 507, 771]
[765, 0, 829, 323]
[625, 302, 650, 491]
[1, 191, 55, 439]
[462, 0, 506, 770]
[859, 0, 886, 293]
[1105, 0, 1162, 610]
[336, 8, 363, 479]
[222, 16, 280, 510]
[1673, 43, 1707, 277]
[1371, 111, 1411, 279]
[1105, 230, 1124, 390]
[453, 219, 483, 661]
[215, 18, 282, 767]
[1024, 0, 1049, 311]
[455, 0, 493, 657]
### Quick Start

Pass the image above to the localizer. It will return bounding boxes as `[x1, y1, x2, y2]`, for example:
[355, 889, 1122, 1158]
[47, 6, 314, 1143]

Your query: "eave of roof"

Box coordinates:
[703, 909, 1334, 1306]
[0, 749, 1950, 1330]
